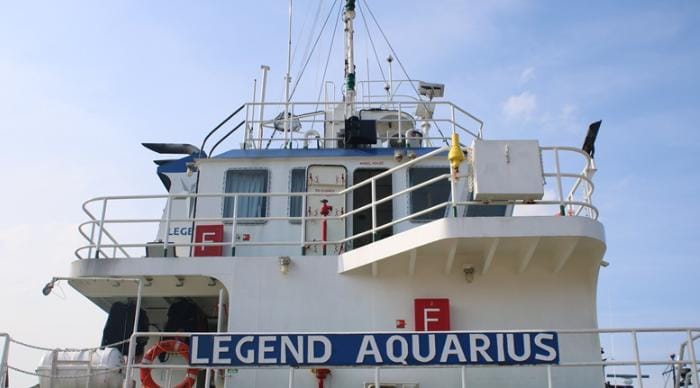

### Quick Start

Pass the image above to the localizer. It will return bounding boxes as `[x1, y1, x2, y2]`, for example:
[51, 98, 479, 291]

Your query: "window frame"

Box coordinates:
[288, 167, 307, 224]
[407, 165, 452, 222]
[222, 168, 271, 224]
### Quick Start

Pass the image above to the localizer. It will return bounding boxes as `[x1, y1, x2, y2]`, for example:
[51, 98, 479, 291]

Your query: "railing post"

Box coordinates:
[687, 330, 699, 388]
[49, 349, 57, 388]
[163, 195, 173, 256]
[300, 194, 307, 254]
[451, 105, 456, 135]
[122, 333, 138, 388]
[451, 169, 458, 218]
[398, 102, 403, 145]
[461, 365, 467, 388]
[231, 194, 238, 256]
[0, 334, 9, 388]
[94, 198, 108, 258]
[288, 367, 294, 388]
[547, 365, 553, 388]
[632, 330, 644, 388]
[87, 214, 97, 259]
[553, 148, 566, 216]
[374, 366, 380, 388]
[371, 179, 377, 242]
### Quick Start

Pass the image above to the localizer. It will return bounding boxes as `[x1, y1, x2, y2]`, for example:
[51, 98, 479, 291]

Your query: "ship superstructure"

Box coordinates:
[1, 1, 698, 388]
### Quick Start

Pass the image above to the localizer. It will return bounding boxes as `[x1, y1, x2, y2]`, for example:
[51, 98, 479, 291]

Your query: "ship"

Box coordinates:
[1, 1, 698, 388]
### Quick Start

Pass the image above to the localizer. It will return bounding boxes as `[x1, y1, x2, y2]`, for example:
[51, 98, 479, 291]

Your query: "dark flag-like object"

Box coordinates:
[582, 120, 602, 158]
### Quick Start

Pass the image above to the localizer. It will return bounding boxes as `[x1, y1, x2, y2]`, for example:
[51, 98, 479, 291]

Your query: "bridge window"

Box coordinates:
[289, 168, 306, 221]
[409, 167, 450, 221]
[223, 169, 269, 219]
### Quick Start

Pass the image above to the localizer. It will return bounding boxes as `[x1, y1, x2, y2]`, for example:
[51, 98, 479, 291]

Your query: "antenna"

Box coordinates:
[343, 0, 357, 117]
[283, 0, 293, 147]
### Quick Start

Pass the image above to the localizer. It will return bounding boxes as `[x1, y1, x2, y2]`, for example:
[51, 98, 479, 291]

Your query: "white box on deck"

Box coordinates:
[471, 139, 544, 201]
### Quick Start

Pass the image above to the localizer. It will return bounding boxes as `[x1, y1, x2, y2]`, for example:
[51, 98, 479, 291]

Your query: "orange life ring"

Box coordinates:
[140, 339, 200, 388]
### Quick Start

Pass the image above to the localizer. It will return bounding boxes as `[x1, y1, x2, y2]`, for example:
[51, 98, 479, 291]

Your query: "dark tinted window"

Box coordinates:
[409, 167, 450, 221]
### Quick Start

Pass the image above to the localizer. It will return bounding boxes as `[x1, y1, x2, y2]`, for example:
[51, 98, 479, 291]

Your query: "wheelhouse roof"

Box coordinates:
[212, 147, 443, 160]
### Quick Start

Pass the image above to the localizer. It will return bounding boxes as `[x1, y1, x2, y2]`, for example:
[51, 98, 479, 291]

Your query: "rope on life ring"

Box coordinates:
[140, 339, 199, 388]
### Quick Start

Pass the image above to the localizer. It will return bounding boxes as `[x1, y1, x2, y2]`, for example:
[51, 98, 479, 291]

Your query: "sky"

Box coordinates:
[1, 0, 699, 386]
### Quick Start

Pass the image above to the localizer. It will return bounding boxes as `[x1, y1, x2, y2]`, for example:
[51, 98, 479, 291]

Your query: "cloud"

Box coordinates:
[538, 103, 582, 134]
[519, 67, 535, 84]
[502, 91, 537, 120]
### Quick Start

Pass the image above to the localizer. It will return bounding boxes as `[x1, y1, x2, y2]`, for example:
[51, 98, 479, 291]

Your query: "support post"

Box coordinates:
[95, 198, 108, 258]
[553, 148, 566, 216]
[687, 330, 699, 388]
[371, 179, 377, 242]
[258, 65, 270, 149]
[632, 331, 644, 388]
[231, 194, 238, 256]
[162, 195, 173, 256]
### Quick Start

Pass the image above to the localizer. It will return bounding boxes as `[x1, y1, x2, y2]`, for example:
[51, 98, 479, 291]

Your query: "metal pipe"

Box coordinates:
[553, 149, 566, 216]
[687, 330, 699, 388]
[94, 198, 108, 258]
[213, 288, 227, 384]
[343, 0, 357, 116]
[387, 56, 393, 105]
[162, 195, 173, 255]
[371, 179, 377, 242]
[258, 65, 270, 149]
[49, 349, 57, 388]
[284, 0, 293, 146]
[247, 78, 257, 148]
[0, 333, 9, 388]
[300, 193, 307, 253]
[398, 102, 403, 144]
[231, 194, 238, 256]
[547, 365, 553, 388]
[631, 331, 644, 388]
[374, 366, 380, 388]
[461, 365, 467, 388]
[288, 367, 294, 388]
[87, 214, 96, 259]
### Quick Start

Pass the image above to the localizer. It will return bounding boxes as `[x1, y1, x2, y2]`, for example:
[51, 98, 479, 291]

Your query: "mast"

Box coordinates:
[284, 0, 293, 146]
[343, 0, 357, 117]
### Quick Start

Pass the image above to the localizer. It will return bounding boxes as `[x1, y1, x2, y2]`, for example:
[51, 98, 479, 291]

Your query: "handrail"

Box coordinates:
[209, 120, 245, 156]
[117, 327, 700, 388]
[77, 146, 596, 259]
[199, 104, 246, 158]
[211, 99, 484, 152]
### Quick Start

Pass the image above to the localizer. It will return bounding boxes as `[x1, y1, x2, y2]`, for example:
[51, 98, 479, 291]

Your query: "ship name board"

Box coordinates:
[189, 332, 559, 367]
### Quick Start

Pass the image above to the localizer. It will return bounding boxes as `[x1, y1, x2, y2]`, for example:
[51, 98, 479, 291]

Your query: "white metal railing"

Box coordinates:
[117, 327, 700, 388]
[75, 146, 597, 259]
[208, 98, 484, 155]
[2, 327, 697, 388]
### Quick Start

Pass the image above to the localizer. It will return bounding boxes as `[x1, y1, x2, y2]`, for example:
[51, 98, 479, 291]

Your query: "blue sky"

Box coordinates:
[1, 0, 699, 385]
